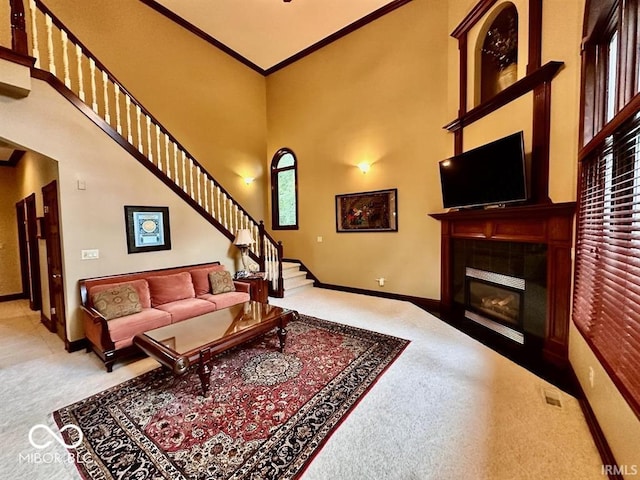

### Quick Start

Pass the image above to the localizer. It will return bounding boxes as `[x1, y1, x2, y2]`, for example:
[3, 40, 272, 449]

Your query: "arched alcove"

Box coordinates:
[477, 3, 519, 103]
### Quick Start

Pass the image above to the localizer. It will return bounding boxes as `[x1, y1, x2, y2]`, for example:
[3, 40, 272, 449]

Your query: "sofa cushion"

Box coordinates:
[190, 265, 226, 295]
[91, 284, 142, 320]
[89, 279, 151, 309]
[199, 291, 250, 309]
[106, 308, 172, 343]
[209, 270, 236, 294]
[155, 298, 217, 323]
[147, 272, 195, 307]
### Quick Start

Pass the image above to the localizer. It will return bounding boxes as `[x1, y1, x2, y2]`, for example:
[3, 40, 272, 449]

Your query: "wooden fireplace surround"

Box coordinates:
[430, 202, 575, 366]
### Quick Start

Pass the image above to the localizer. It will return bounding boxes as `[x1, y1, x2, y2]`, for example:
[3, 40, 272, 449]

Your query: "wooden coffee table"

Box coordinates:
[133, 301, 298, 396]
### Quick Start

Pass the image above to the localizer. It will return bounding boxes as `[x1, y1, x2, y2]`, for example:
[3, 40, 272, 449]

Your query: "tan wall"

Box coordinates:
[0, 78, 243, 342]
[0, 0, 10, 50]
[0, 166, 21, 296]
[266, 0, 450, 299]
[40, 0, 268, 223]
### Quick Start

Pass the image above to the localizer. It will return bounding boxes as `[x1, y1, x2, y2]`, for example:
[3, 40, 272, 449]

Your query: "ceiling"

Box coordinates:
[150, 0, 407, 72]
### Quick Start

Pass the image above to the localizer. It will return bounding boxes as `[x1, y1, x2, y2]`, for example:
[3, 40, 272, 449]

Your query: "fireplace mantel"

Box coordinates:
[429, 202, 576, 366]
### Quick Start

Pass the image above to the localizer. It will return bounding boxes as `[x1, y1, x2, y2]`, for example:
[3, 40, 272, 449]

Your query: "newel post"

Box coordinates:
[10, 0, 29, 56]
[258, 220, 266, 272]
[276, 241, 284, 298]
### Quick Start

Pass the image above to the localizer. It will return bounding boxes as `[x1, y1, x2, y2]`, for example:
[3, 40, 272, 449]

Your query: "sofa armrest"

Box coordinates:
[234, 281, 250, 294]
[80, 305, 115, 352]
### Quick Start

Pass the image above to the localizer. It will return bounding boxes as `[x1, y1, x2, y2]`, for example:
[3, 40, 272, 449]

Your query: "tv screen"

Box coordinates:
[439, 131, 527, 209]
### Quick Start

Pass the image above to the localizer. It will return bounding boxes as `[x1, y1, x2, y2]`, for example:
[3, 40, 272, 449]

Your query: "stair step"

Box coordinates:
[283, 280, 315, 297]
[283, 269, 307, 280]
[284, 276, 314, 290]
[281, 261, 301, 271]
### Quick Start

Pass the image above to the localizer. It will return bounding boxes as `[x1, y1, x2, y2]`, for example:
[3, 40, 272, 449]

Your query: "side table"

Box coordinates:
[236, 276, 269, 303]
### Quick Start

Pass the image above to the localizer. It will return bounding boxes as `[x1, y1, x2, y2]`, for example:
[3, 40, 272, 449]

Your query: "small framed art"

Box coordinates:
[124, 205, 171, 254]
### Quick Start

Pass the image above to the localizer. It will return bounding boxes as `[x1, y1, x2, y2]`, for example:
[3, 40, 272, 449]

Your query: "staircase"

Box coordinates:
[281, 262, 315, 296]
[10, 0, 285, 295]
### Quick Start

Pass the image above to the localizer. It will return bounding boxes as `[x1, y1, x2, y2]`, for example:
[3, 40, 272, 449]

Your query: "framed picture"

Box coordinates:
[124, 206, 171, 254]
[335, 188, 398, 232]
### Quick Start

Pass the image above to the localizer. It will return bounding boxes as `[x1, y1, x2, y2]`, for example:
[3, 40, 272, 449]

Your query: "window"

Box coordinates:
[574, 0, 640, 419]
[270, 148, 298, 230]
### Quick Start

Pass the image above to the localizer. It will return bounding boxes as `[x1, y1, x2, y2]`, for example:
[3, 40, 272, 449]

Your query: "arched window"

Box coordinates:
[479, 3, 518, 103]
[271, 148, 298, 230]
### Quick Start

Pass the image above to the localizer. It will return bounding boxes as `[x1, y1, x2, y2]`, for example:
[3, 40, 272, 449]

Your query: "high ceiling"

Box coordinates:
[151, 0, 403, 72]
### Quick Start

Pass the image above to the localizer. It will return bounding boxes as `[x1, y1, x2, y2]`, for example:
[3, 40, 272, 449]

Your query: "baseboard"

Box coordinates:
[0, 293, 28, 302]
[316, 282, 440, 312]
[40, 312, 55, 332]
[66, 338, 87, 353]
[568, 368, 622, 480]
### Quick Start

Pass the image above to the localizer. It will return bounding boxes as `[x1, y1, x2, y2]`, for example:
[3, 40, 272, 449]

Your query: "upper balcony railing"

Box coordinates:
[6, 0, 284, 296]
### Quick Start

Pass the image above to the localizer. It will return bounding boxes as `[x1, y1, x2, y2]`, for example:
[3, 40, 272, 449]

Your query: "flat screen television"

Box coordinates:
[439, 131, 528, 209]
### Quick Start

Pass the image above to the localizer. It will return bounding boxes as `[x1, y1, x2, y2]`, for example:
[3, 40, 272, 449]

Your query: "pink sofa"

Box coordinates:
[79, 262, 250, 371]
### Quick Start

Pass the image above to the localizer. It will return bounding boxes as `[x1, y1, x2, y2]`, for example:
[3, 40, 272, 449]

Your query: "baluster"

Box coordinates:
[45, 14, 56, 76]
[189, 159, 195, 199]
[75, 44, 85, 101]
[102, 72, 111, 124]
[224, 195, 229, 230]
[89, 58, 98, 113]
[61, 30, 70, 88]
[155, 125, 162, 171]
[29, 0, 40, 68]
[125, 93, 132, 141]
[204, 176, 209, 212]
[164, 135, 171, 178]
[216, 186, 221, 223]
[136, 105, 142, 151]
[146, 116, 153, 162]
[197, 168, 202, 206]
[229, 202, 235, 234]
[115, 86, 123, 131]
[182, 151, 187, 191]
[173, 143, 179, 184]
[209, 179, 216, 218]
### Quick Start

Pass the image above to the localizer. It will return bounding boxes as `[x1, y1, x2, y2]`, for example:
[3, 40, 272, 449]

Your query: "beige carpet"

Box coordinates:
[0, 290, 603, 479]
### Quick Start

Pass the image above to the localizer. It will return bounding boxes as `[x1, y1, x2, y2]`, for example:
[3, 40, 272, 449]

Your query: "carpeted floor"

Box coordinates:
[1, 289, 604, 479]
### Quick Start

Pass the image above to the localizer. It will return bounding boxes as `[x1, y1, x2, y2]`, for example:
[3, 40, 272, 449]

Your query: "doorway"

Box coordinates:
[42, 180, 67, 345]
[15, 195, 41, 311]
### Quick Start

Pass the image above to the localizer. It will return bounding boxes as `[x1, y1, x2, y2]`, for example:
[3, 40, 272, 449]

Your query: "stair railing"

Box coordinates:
[9, 0, 283, 294]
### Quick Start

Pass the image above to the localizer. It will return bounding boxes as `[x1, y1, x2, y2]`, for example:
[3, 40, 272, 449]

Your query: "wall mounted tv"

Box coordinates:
[439, 131, 528, 210]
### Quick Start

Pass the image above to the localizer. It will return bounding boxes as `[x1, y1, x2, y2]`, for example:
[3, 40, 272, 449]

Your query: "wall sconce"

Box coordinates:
[243, 177, 254, 185]
[357, 162, 371, 174]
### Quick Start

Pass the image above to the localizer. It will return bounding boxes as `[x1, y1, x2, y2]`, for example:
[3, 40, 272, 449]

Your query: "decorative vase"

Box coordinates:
[497, 63, 517, 91]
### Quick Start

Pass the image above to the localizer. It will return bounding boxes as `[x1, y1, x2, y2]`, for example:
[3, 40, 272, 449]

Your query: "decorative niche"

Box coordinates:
[479, 3, 518, 103]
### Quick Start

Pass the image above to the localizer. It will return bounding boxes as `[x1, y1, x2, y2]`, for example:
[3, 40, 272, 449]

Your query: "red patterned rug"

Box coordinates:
[54, 314, 409, 479]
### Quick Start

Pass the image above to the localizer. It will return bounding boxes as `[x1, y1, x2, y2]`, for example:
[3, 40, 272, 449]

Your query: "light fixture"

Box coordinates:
[243, 177, 254, 185]
[357, 162, 371, 174]
[233, 229, 254, 278]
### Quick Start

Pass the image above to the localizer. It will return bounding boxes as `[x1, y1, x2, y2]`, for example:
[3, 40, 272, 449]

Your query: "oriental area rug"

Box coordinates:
[54, 315, 409, 480]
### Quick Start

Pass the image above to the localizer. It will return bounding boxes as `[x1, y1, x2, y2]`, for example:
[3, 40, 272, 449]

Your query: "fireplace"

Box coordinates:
[429, 203, 576, 366]
[452, 239, 547, 344]
[465, 268, 525, 344]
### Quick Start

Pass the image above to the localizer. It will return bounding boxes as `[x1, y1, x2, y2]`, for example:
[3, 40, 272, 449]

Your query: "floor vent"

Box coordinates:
[542, 388, 563, 408]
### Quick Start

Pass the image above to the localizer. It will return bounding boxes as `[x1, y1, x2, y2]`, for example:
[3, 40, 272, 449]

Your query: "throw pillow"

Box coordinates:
[91, 284, 142, 320]
[209, 270, 236, 294]
[147, 272, 196, 306]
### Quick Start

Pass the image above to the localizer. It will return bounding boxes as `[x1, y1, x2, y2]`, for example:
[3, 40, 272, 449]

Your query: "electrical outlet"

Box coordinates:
[588, 366, 595, 388]
[376, 277, 385, 287]
[81, 249, 99, 260]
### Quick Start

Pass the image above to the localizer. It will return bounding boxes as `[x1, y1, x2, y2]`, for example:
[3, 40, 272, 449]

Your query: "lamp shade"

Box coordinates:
[233, 229, 254, 246]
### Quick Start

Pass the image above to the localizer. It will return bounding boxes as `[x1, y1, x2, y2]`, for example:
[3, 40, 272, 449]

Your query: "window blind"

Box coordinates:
[573, 111, 640, 418]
